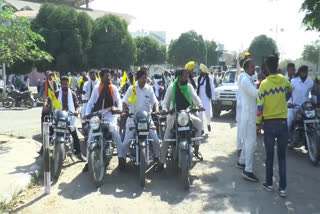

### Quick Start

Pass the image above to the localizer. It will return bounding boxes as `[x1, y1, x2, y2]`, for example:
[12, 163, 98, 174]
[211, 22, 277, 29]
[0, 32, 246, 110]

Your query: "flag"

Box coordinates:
[54, 73, 60, 83]
[98, 72, 101, 82]
[120, 71, 128, 86]
[128, 76, 136, 104]
[78, 76, 84, 86]
[68, 76, 71, 85]
[48, 88, 62, 110]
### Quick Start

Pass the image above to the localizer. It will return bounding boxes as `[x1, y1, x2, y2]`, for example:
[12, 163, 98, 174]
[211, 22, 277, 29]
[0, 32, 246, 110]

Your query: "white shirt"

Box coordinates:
[82, 79, 99, 101]
[85, 84, 122, 116]
[289, 76, 313, 106]
[123, 83, 158, 114]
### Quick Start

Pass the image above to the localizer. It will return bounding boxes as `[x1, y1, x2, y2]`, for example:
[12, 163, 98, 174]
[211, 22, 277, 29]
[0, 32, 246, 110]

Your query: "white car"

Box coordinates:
[212, 70, 238, 117]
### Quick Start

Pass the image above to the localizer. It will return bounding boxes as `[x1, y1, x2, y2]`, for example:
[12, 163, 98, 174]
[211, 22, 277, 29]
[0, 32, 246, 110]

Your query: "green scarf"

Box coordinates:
[172, 77, 192, 108]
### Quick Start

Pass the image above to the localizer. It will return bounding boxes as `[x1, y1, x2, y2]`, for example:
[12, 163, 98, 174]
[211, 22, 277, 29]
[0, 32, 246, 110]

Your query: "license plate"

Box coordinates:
[222, 101, 233, 105]
[304, 119, 319, 124]
[178, 127, 190, 131]
[139, 132, 149, 135]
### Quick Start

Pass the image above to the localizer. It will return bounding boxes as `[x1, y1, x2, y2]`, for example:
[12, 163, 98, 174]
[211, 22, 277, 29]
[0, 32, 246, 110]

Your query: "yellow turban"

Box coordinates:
[185, 61, 195, 71]
[199, 63, 208, 73]
[244, 52, 251, 57]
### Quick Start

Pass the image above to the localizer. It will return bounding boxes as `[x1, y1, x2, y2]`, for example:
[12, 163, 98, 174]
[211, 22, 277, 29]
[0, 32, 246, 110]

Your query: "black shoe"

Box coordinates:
[82, 163, 88, 172]
[37, 146, 43, 155]
[236, 162, 245, 169]
[262, 183, 272, 191]
[118, 158, 126, 170]
[154, 163, 164, 172]
[242, 170, 259, 182]
[207, 125, 211, 132]
[237, 149, 242, 157]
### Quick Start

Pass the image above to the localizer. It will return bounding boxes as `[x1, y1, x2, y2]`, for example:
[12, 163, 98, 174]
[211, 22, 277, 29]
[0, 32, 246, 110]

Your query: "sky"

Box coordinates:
[89, 0, 319, 60]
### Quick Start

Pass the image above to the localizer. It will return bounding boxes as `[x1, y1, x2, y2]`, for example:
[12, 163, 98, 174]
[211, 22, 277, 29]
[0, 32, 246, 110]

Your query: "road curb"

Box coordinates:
[0, 150, 43, 205]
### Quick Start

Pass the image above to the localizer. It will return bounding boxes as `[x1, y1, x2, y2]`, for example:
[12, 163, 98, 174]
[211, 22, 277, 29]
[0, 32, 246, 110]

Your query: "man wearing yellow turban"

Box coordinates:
[185, 61, 197, 89]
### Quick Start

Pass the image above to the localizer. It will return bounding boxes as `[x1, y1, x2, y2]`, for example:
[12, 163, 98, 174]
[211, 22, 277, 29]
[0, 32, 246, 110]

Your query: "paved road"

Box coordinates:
[6, 111, 320, 213]
[0, 107, 42, 139]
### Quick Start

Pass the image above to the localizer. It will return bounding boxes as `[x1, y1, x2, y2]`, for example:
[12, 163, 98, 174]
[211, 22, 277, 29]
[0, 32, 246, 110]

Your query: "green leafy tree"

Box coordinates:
[302, 40, 320, 72]
[134, 36, 166, 67]
[301, 0, 320, 31]
[248, 35, 278, 67]
[0, 9, 52, 67]
[205, 40, 221, 67]
[168, 31, 206, 66]
[88, 15, 136, 70]
[32, 3, 93, 74]
[7, 60, 33, 75]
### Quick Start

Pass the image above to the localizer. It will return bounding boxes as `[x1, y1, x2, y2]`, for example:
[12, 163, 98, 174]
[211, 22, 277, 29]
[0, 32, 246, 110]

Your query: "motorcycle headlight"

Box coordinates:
[57, 121, 67, 129]
[89, 116, 100, 130]
[138, 122, 148, 130]
[305, 110, 315, 118]
[177, 112, 189, 126]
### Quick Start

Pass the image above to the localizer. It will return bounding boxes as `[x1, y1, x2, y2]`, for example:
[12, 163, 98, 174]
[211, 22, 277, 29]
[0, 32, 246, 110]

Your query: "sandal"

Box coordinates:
[193, 151, 204, 161]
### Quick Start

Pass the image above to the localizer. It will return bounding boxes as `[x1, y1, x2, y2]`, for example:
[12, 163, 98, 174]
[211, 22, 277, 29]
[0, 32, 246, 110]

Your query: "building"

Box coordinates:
[131, 30, 167, 46]
[2, 0, 135, 23]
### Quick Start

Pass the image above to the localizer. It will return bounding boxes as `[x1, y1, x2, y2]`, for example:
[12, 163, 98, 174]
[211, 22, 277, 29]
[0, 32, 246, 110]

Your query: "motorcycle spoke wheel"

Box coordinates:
[2, 98, 14, 108]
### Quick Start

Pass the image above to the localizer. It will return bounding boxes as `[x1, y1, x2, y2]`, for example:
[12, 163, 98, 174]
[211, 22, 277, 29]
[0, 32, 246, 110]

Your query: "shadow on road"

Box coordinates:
[212, 111, 237, 129]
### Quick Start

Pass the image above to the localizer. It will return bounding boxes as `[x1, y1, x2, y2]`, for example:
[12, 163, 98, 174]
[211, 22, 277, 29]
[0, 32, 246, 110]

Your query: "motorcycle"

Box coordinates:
[164, 108, 203, 190]
[87, 109, 119, 187]
[289, 102, 320, 165]
[2, 83, 34, 108]
[126, 111, 158, 187]
[44, 110, 76, 179]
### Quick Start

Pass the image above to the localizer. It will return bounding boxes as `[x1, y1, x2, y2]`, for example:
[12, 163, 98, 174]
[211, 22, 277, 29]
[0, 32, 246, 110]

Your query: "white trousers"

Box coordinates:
[199, 111, 211, 132]
[236, 124, 243, 150]
[87, 121, 122, 158]
[287, 108, 297, 130]
[238, 120, 257, 172]
[119, 118, 160, 158]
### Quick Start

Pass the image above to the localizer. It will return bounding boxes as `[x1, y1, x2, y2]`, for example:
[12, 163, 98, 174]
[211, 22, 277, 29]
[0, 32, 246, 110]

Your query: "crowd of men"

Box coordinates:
[39, 53, 317, 197]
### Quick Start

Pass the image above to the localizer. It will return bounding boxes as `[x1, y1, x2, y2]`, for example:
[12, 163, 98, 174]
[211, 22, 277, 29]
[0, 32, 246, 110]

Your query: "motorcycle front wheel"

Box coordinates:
[51, 142, 65, 179]
[307, 133, 320, 166]
[139, 147, 146, 187]
[24, 97, 34, 109]
[2, 97, 14, 108]
[180, 149, 190, 190]
[88, 145, 105, 188]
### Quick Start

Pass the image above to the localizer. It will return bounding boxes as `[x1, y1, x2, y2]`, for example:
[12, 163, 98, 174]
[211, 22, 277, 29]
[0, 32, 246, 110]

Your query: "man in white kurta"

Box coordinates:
[197, 64, 215, 134]
[238, 59, 259, 182]
[287, 66, 313, 130]
[236, 71, 245, 156]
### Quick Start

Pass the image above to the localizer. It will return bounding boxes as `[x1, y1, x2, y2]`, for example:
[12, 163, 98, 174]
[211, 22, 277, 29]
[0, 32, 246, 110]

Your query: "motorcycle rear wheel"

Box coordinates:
[24, 98, 34, 109]
[180, 150, 190, 190]
[307, 133, 320, 166]
[2, 98, 14, 108]
[88, 146, 105, 188]
[51, 142, 65, 179]
[139, 148, 146, 187]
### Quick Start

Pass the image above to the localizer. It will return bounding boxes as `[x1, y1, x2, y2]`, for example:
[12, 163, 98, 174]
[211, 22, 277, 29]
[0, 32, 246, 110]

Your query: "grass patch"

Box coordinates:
[0, 192, 19, 213]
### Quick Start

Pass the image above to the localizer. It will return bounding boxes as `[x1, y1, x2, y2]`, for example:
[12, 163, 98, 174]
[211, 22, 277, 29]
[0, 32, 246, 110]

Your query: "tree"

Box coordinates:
[302, 40, 320, 72]
[168, 31, 206, 66]
[31, 3, 93, 74]
[248, 35, 278, 67]
[0, 9, 52, 66]
[134, 36, 166, 67]
[205, 40, 220, 67]
[301, 0, 320, 31]
[88, 15, 136, 70]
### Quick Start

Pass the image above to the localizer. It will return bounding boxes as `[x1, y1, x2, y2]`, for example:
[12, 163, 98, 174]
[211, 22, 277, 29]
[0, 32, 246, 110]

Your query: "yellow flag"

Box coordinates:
[120, 72, 128, 86]
[98, 72, 101, 82]
[128, 76, 136, 104]
[48, 88, 62, 110]
[78, 76, 84, 86]
[68, 76, 71, 85]
[54, 73, 59, 83]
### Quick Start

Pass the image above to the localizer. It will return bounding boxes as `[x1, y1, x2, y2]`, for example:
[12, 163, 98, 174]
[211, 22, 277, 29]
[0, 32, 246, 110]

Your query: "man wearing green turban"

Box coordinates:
[154, 69, 205, 172]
